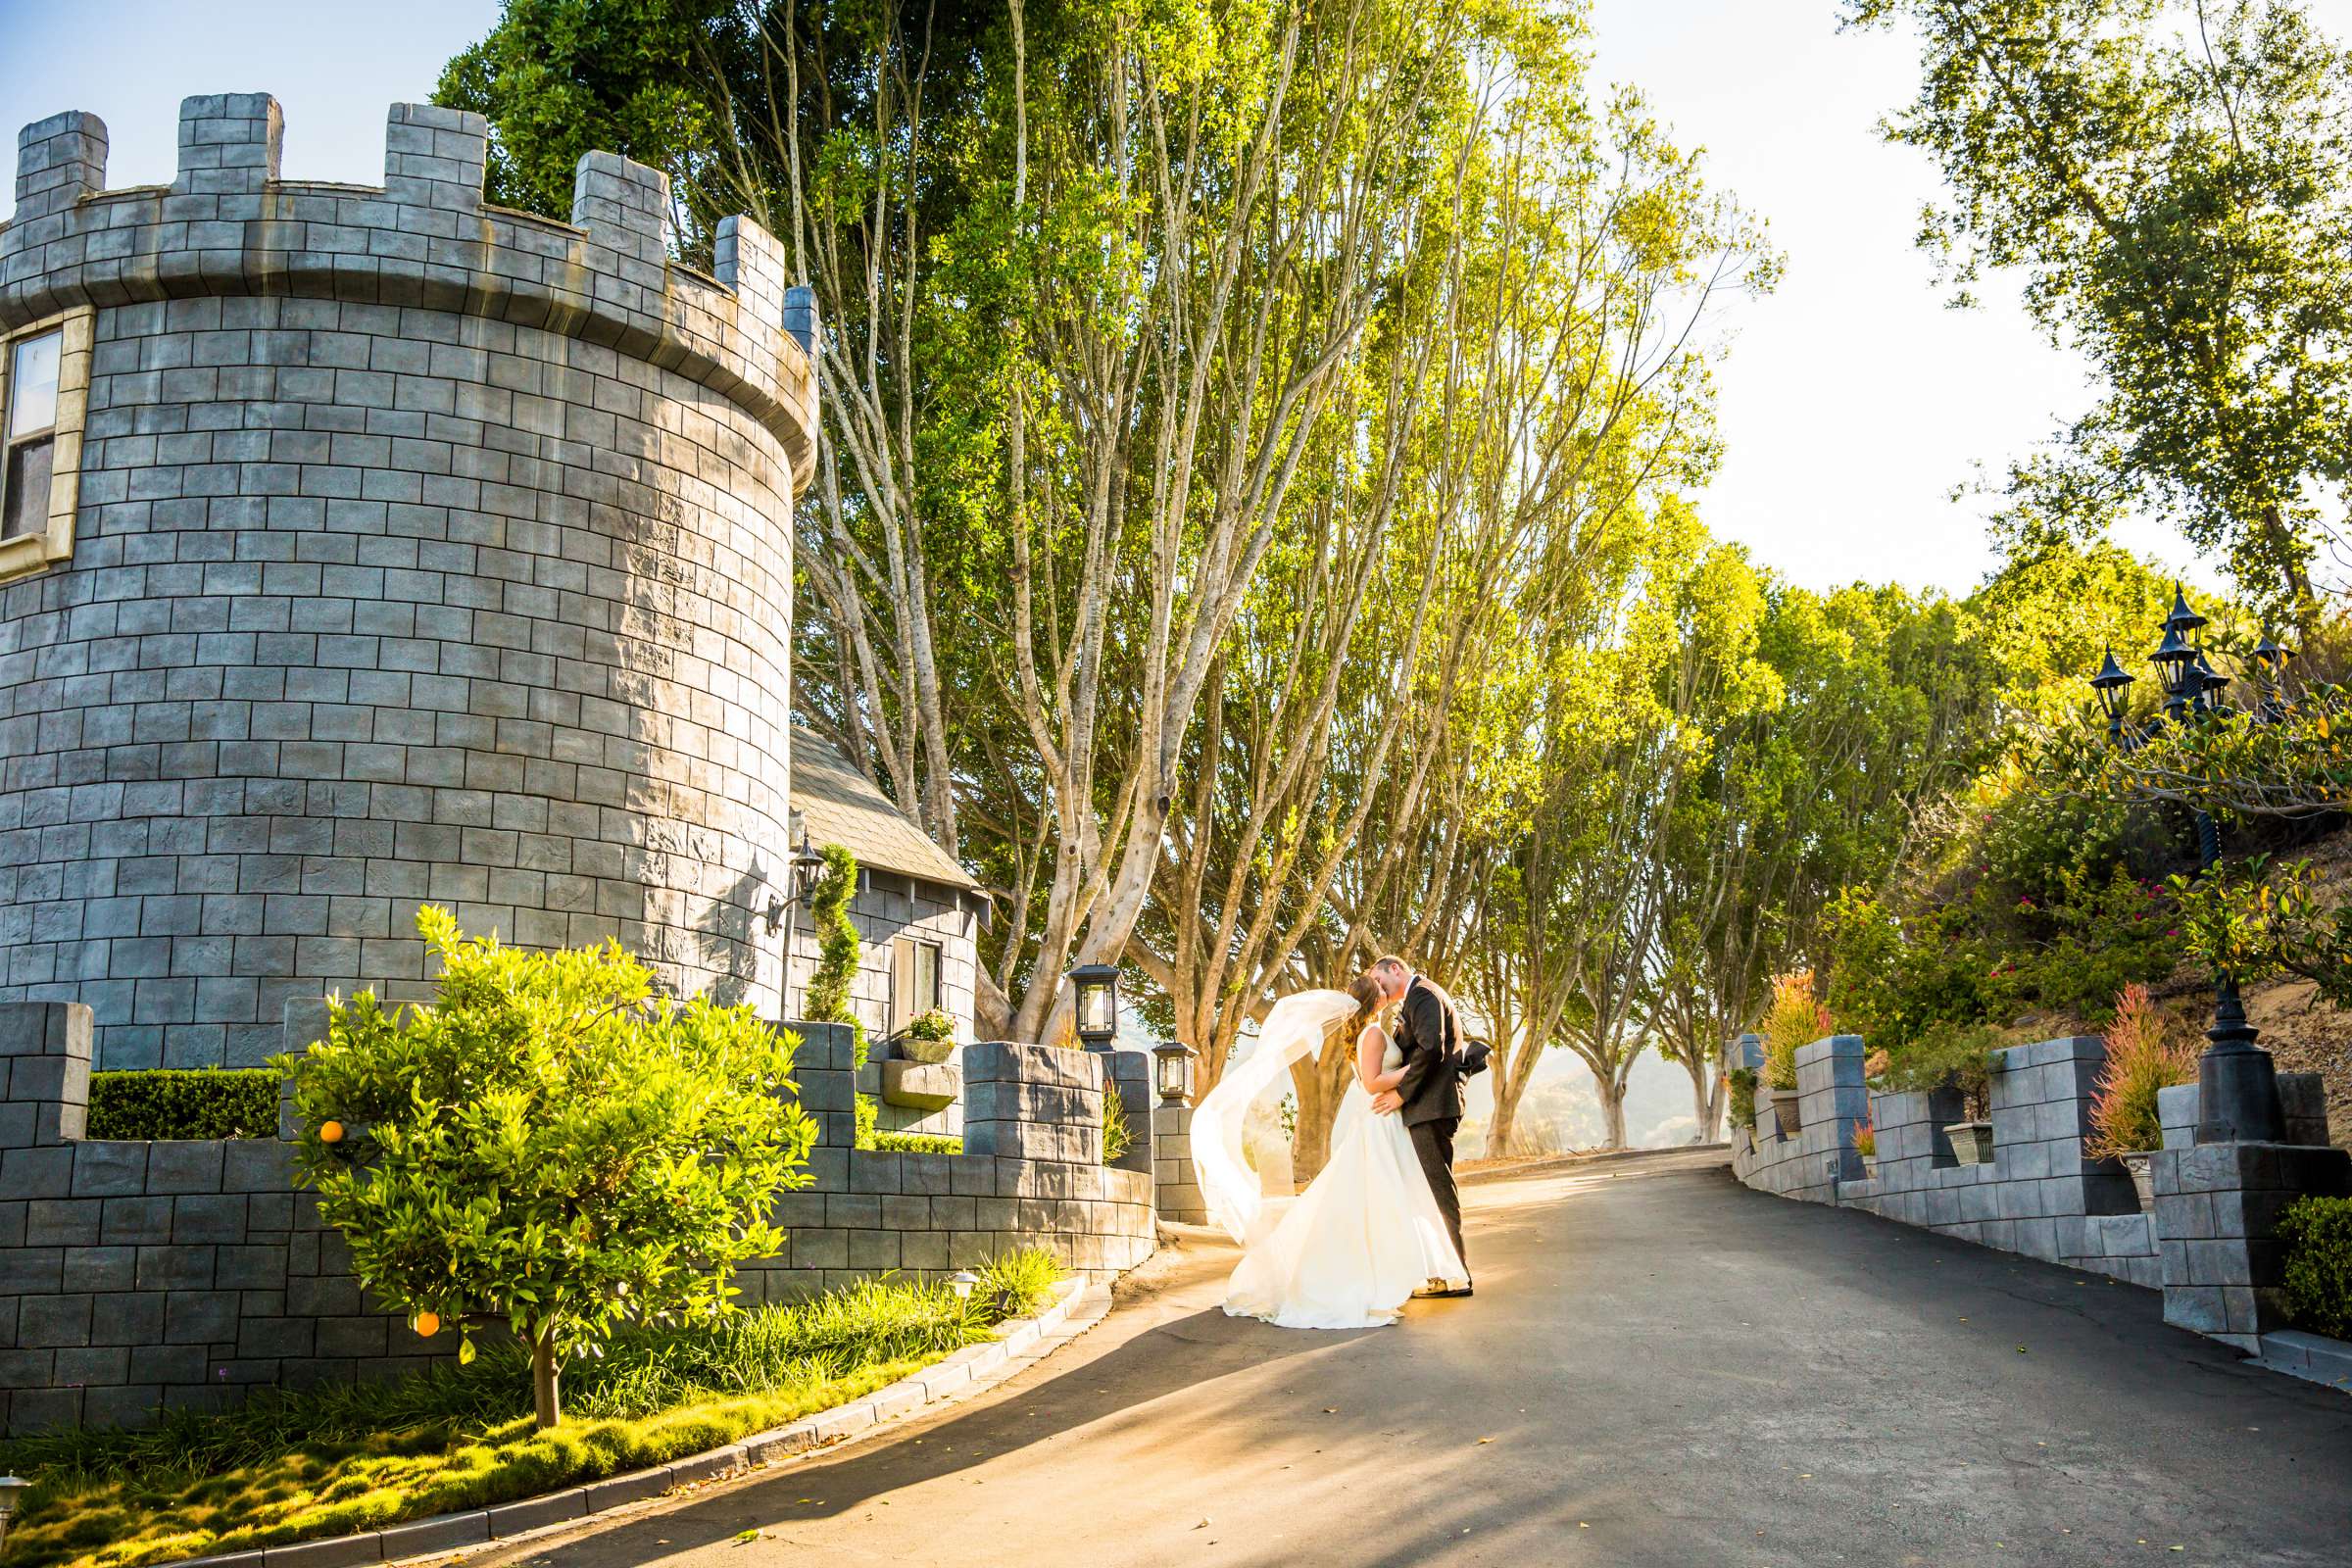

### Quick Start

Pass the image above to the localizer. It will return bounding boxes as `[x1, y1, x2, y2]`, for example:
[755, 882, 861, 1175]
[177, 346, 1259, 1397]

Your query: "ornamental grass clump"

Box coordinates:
[279, 906, 817, 1431]
[2083, 983, 2199, 1161]
[1760, 969, 1830, 1092]
[1852, 1111, 1877, 1160]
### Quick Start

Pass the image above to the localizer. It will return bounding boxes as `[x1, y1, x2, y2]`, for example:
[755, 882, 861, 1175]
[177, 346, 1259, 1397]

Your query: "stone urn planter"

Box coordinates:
[1764, 1087, 1802, 1139]
[1859, 1154, 1879, 1184]
[2117, 1151, 2156, 1210]
[897, 1032, 957, 1066]
[1946, 1120, 1995, 1166]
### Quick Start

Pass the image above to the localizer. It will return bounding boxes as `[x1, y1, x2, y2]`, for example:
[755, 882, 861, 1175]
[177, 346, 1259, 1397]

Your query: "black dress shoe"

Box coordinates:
[1425, 1284, 1474, 1298]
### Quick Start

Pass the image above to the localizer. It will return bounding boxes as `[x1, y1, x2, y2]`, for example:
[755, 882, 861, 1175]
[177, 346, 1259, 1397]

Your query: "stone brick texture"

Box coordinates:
[1731, 1032, 2350, 1347]
[0, 1005, 1158, 1433]
[0, 95, 817, 1068]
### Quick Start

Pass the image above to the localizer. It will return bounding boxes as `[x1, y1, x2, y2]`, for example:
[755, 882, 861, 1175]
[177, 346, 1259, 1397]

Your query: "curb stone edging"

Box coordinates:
[2250, 1328, 2352, 1395]
[149, 1278, 1098, 1568]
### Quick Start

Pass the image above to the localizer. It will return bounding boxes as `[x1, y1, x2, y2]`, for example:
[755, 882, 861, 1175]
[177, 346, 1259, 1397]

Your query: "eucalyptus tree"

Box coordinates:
[1848, 0, 2352, 623]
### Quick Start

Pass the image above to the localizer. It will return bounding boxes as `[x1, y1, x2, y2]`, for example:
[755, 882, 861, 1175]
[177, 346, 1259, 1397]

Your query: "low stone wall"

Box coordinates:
[0, 1002, 1155, 1434]
[1732, 1033, 2349, 1351]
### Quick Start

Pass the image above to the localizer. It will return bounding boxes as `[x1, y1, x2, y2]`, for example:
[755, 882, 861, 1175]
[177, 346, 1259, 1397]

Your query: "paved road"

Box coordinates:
[500, 1150, 2352, 1568]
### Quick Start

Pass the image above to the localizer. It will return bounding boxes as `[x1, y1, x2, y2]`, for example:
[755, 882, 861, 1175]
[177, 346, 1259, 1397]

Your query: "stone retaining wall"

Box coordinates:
[1733, 1032, 2349, 1350]
[0, 1002, 1155, 1434]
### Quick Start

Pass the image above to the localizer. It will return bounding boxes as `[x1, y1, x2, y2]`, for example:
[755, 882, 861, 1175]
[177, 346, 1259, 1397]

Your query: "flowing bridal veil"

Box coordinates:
[1192, 989, 1359, 1247]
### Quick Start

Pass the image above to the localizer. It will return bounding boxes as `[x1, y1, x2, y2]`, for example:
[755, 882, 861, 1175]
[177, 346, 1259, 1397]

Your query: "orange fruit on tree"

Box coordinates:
[319, 1120, 345, 1144]
[414, 1311, 440, 1338]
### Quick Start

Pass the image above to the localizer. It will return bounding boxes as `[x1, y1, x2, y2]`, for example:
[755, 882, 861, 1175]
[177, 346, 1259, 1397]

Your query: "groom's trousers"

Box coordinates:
[1408, 1117, 1467, 1277]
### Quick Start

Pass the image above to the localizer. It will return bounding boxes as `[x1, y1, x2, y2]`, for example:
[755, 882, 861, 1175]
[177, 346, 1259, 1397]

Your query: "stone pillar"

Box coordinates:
[788, 1020, 860, 1153]
[2151, 1073, 2352, 1352]
[1152, 1098, 1207, 1224]
[0, 1002, 91, 1150]
[961, 1043, 1102, 1165]
[784, 284, 819, 356]
[1102, 1051, 1153, 1175]
[1728, 1032, 1764, 1075]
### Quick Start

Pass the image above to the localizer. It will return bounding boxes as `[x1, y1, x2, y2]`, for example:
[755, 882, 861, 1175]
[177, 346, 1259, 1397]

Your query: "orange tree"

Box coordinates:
[279, 906, 815, 1428]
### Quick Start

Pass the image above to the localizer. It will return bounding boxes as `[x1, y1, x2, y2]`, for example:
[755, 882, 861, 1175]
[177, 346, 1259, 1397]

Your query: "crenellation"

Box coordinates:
[172, 95, 283, 201]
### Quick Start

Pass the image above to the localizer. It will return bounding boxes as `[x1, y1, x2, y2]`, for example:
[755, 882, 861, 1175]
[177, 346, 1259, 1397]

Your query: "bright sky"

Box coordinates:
[4, 0, 2343, 602]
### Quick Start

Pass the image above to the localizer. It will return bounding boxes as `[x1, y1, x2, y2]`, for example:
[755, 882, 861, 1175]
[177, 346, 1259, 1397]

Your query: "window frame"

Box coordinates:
[890, 934, 946, 1034]
[0, 307, 94, 583]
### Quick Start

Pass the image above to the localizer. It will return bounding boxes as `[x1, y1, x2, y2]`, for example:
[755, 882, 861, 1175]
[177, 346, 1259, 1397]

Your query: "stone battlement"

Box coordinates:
[2, 95, 814, 483]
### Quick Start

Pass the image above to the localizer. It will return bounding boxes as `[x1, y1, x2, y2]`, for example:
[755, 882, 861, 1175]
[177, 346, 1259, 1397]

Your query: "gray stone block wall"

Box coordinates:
[1733, 1033, 2349, 1337]
[798, 871, 982, 1140]
[0, 94, 817, 1068]
[1152, 1100, 1207, 1225]
[0, 1004, 1157, 1433]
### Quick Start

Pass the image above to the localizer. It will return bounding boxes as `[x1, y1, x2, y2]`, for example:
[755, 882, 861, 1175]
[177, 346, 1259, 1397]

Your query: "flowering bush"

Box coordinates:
[2083, 983, 2199, 1160]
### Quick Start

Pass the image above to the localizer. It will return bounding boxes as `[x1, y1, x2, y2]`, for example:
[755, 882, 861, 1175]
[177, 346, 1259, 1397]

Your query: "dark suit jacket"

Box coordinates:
[1390, 973, 1467, 1128]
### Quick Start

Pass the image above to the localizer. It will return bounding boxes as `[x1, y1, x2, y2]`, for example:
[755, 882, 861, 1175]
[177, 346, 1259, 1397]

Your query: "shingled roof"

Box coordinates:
[791, 727, 979, 891]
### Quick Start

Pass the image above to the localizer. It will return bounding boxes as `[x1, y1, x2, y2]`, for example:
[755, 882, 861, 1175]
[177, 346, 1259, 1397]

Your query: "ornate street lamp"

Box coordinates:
[2090, 648, 2135, 748]
[1067, 962, 1121, 1050]
[2087, 608, 2284, 1145]
[1152, 1039, 1198, 1103]
[2250, 630, 2295, 723]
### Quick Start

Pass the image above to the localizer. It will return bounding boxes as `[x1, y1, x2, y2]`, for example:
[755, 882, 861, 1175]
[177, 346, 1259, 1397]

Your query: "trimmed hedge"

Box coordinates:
[86, 1069, 279, 1141]
[867, 1130, 962, 1154]
[2279, 1196, 2352, 1340]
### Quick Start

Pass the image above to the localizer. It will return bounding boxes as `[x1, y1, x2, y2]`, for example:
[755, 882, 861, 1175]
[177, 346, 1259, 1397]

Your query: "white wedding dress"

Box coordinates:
[1195, 991, 1469, 1331]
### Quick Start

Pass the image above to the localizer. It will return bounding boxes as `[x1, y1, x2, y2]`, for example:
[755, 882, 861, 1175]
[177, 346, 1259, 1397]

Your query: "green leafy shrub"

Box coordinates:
[867, 1130, 962, 1154]
[2278, 1196, 2352, 1340]
[1727, 1067, 1757, 1131]
[280, 906, 816, 1429]
[1760, 970, 1829, 1092]
[2083, 983, 2198, 1159]
[86, 1069, 278, 1140]
[1883, 1021, 2009, 1121]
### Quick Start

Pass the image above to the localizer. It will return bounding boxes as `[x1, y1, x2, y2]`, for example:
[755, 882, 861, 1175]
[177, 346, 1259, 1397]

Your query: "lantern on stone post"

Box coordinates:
[2250, 630, 2295, 723]
[1152, 1040, 1197, 1104]
[1067, 962, 1120, 1050]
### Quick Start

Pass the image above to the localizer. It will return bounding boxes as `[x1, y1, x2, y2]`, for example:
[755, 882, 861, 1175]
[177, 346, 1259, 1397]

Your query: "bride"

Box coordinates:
[1194, 977, 1470, 1330]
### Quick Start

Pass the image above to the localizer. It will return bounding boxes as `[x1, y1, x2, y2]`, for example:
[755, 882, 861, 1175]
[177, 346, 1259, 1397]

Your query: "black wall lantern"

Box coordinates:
[1152, 1040, 1197, 1103]
[762, 813, 828, 936]
[1067, 962, 1120, 1050]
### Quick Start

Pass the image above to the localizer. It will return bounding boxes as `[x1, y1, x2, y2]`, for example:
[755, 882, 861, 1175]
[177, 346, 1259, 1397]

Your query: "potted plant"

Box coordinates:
[1887, 1023, 2006, 1167]
[1852, 1109, 1878, 1182]
[898, 1007, 957, 1065]
[1728, 1066, 1758, 1151]
[1758, 970, 1830, 1140]
[2083, 983, 2197, 1210]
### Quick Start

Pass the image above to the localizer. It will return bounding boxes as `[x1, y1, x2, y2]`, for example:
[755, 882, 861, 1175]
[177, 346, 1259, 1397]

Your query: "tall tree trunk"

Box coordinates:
[531, 1329, 561, 1429]
[1597, 1073, 1628, 1150]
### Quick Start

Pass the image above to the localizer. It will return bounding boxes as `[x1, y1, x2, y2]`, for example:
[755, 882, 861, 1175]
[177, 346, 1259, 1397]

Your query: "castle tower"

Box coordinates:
[0, 96, 819, 1066]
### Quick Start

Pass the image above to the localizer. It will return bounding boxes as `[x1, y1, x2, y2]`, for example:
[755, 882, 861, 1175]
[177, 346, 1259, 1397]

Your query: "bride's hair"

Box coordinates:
[1346, 972, 1385, 1034]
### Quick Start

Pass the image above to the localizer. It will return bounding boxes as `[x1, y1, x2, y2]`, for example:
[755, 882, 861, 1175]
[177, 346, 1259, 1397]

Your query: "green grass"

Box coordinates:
[0, 1251, 1062, 1568]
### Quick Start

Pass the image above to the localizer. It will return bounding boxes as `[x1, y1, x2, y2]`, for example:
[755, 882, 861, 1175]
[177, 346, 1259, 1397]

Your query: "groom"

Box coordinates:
[1363, 955, 1473, 1298]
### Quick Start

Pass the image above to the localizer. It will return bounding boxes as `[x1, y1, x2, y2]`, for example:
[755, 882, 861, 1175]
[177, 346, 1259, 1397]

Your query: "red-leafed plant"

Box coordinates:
[2084, 983, 2198, 1161]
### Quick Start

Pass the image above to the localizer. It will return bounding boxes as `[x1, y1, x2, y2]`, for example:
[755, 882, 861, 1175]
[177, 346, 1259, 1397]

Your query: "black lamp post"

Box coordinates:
[1152, 1039, 1197, 1103]
[1067, 962, 1120, 1050]
[2087, 589, 2283, 1145]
